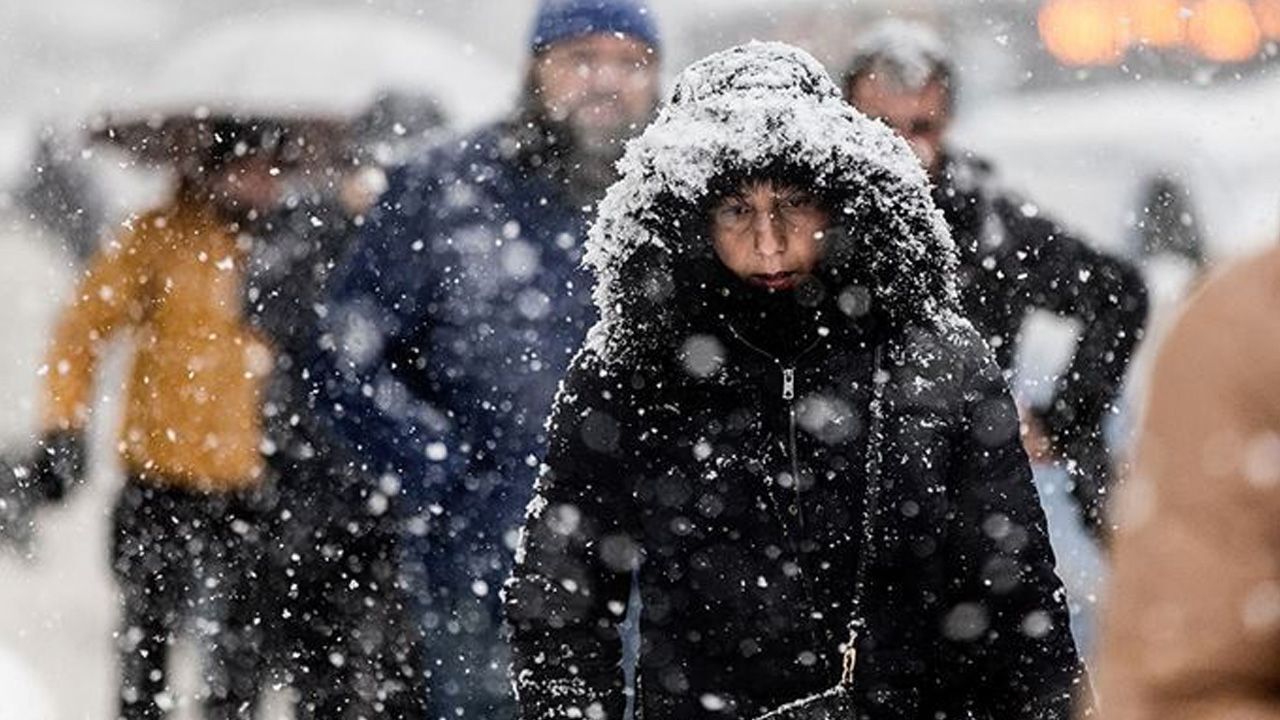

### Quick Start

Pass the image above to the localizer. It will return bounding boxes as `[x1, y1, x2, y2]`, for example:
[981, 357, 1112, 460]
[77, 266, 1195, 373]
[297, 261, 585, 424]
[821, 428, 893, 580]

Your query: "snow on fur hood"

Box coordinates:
[584, 41, 961, 364]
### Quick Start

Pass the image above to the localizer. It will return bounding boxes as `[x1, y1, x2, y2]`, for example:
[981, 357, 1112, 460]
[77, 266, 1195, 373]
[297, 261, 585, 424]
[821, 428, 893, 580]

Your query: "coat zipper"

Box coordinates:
[727, 325, 827, 665]
[786, 373, 803, 528]
[728, 325, 889, 686]
[726, 326, 821, 522]
[727, 330, 820, 507]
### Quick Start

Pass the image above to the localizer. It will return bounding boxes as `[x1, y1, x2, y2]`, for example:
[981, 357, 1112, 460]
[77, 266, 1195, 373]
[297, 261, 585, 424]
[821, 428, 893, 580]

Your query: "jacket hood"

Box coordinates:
[583, 41, 962, 364]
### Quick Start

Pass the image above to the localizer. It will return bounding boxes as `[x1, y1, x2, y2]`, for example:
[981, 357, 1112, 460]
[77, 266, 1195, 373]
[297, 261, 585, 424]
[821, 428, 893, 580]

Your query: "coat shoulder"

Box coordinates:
[1157, 246, 1280, 393]
[381, 123, 511, 195]
[900, 313, 995, 375]
[891, 314, 1007, 414]
[1179, 246, 1280, 331]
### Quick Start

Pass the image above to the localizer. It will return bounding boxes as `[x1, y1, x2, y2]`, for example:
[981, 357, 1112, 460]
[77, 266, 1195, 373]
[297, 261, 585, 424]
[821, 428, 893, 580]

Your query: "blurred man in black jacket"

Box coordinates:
[844, 20, 1149, 539]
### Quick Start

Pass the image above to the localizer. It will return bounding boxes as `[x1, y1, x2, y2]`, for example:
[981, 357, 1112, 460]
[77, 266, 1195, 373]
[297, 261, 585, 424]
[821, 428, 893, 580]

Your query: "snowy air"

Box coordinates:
[0, 1, 1278, 719]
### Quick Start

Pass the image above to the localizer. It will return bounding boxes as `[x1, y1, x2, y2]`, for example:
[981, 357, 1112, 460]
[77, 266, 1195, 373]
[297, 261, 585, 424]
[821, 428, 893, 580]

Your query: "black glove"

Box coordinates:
[0, 452, 38, 551]
[1063, 439, 1115, 544]
[1031, 405, 1114, 542]
[30, 429, 87, 502]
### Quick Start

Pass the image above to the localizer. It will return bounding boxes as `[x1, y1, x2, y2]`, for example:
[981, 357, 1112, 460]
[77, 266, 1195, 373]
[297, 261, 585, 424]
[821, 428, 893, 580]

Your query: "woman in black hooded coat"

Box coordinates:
[505, 42, 1085, 720]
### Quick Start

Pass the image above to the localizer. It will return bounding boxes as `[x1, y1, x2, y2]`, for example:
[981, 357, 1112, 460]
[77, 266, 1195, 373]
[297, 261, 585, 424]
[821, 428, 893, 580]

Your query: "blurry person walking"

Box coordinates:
[843, 20, 1149, 540]
[506, 41, 1085, 720]
[16, 126, 106, 262]
[314, 1, 663, 717]
[240, 106, 447, 717]
[1115, 173, 1210, 434]
[1097, 246, 1280, 720]
[29, 121, 284, 720]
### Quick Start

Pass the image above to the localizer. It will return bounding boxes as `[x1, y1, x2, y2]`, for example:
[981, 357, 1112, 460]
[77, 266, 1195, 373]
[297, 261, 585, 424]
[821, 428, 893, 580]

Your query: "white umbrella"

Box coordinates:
[94, 7, 517, 161]
[133, 8, 514, 124]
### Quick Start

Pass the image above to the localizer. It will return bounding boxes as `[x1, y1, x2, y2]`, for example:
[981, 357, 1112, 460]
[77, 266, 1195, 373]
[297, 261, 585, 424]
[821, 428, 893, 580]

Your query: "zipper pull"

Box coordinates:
[839, 632, 860, 681]
[841, 631, 858, 688]
[782, 367, 796, 400]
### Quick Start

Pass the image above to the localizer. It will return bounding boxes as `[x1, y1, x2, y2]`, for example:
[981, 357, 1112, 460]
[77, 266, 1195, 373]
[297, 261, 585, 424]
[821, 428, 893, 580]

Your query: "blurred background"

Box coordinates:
[0, 0, 1276, 717]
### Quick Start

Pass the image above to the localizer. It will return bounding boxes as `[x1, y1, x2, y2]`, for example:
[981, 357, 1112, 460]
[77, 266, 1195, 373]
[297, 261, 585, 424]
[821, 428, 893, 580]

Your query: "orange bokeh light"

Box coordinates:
[1040, 0, 1127, 65]
[1040, 0, 1272, 63]
[1254, 0, 1280, 38]
[1123, 0, 1190, 46]
[1188, 0, 1262, 61]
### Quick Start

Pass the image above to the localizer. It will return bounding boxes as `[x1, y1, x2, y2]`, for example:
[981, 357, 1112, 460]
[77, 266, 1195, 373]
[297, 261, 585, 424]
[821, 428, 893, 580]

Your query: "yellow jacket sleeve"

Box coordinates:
[41, 223, 152, 431]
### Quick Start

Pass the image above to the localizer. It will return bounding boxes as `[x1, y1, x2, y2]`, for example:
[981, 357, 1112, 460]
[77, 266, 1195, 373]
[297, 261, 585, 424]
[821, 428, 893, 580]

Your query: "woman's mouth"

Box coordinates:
[749, 271, 800, 291]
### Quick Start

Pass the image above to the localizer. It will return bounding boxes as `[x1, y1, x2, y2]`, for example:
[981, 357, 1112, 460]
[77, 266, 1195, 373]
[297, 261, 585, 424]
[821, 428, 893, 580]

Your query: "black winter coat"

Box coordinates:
[242, 199, 370, 529]
[935, 155, 1149, 529]
[506, 43, 1084, 720]
[509, 304, 1083, 719]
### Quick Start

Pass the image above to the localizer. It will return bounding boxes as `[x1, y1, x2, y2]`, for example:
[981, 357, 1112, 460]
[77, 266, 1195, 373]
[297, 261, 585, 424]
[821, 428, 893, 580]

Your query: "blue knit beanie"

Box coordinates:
[529, 0, 661, 54]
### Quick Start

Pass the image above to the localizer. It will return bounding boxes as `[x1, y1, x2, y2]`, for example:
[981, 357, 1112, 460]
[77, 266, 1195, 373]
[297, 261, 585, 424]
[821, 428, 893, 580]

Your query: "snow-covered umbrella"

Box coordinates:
[91, 7, 516, 164]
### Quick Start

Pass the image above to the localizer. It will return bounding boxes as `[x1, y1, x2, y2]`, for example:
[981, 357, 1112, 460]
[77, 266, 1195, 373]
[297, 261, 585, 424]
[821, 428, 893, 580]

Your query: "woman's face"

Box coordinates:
[710, 180, 829, 291]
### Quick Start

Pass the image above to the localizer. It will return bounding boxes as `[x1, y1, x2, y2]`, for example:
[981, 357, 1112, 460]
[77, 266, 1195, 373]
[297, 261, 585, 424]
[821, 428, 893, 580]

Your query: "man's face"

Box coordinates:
[532, 33, 659, 144]
[847, 75, 950, 178]
[710, 181, 829, 292]
[208, 152, 283, 221]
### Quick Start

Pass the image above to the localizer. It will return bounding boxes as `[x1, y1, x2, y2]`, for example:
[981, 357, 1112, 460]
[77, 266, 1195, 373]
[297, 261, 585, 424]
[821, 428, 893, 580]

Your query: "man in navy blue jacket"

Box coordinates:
[315, 2, 662, 716]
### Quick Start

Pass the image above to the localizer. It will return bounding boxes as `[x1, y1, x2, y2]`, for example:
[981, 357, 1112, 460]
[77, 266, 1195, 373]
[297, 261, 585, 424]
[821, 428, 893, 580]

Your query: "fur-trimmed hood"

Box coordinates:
[583, 41, 962, 364]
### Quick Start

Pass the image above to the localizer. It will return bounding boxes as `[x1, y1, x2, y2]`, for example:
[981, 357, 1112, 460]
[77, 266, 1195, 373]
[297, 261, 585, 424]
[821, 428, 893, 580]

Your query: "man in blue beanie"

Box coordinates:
[524, 0, 661, 203]
[310, 1, 661, 718]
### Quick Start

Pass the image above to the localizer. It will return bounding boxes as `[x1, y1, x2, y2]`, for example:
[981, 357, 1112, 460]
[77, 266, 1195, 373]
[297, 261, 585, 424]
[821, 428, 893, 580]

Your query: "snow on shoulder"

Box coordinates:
[584, 41, 961, 364]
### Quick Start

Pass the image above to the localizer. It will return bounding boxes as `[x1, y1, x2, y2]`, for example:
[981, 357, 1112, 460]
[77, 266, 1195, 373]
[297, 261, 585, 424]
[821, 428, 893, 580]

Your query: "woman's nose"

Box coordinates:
[752, 212, 786, 257]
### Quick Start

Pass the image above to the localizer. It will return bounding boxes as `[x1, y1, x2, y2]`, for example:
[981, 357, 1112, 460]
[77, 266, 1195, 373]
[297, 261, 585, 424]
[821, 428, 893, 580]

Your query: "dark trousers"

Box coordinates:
[267, 529, 427, 718]
[259, 453, 428, 719]
[405, 533, 519, 720]
[111, 476, 263, 720]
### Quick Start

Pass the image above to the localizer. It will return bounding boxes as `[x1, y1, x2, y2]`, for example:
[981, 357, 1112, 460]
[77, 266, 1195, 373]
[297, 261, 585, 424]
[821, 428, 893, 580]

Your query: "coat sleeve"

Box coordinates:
[311, 164, 468, 511]
[942, 333, 1089, 719]
[999, 198, 1149, 442]
[243, 203, 352, 360]
[42, 224, 150, 431]
[1098, 254, 1280, 720]
[504, 351, 641, 720]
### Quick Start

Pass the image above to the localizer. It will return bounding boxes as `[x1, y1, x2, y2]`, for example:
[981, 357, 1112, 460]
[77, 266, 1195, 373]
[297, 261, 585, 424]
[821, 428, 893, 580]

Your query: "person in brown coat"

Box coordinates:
[1097, 245, 1280, 720]
[30, 120, 284, 720]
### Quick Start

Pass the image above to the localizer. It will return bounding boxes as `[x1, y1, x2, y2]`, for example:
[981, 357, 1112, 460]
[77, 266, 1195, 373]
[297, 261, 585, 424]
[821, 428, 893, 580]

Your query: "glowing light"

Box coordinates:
[1040, 0, 1273, 63]
[1040, 0, 1127, 65]
[1254, 0, 1280, 38]
[1123, 0, 1190, 46]
[1187, 0, 1263, 61]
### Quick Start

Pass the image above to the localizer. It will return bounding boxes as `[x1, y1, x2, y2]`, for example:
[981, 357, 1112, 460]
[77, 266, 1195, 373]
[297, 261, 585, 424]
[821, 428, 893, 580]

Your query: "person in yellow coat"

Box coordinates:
[30, 120, 284, 720]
